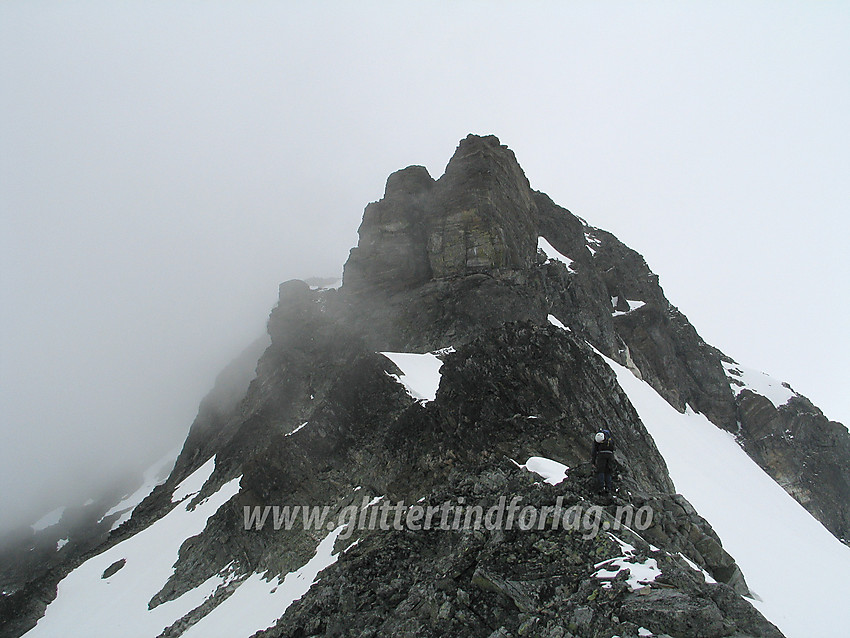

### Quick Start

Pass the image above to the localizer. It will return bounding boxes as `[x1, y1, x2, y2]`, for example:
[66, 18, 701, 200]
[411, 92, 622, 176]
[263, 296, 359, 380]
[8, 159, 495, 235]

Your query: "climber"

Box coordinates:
[592, 429, 615, 493]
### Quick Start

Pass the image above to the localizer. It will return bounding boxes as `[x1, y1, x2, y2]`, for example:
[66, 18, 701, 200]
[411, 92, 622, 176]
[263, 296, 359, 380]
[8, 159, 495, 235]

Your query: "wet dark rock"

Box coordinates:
[338, 134, 848, 545]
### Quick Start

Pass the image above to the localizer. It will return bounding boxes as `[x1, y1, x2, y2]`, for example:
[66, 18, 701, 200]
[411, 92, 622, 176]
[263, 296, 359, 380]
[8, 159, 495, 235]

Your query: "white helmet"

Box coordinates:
[595, 432, 606, 443]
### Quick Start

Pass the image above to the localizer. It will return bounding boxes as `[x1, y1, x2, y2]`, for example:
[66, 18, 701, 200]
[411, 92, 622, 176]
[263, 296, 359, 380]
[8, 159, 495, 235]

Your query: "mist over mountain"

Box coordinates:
[4, 2, 848, 556]
[2, 135, 848, 638]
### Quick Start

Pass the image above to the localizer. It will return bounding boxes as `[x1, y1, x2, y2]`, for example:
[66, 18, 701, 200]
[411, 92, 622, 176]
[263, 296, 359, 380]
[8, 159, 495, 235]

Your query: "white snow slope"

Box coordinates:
[181, 526, 347, 638]
[721, 360, 796, 409]
[602, 352, 850, 638]
[26, 459, 242, 638]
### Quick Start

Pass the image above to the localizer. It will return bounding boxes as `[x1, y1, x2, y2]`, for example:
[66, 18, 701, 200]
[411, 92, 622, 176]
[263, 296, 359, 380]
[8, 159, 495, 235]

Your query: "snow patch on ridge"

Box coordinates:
[677, 552, 717, 584]
[593, 533, 661, 591]
[538, 237, 576, 273]
[513, 456, 569, 485]
[381, 351, 445, 403]
[584, 231, 602, 257]
[721, 361, 796, 409]
[286, 421, 310, 436]
[307, 277, 342, 291]
[611, 298, 646, 317]
[547, 314, 570, 331]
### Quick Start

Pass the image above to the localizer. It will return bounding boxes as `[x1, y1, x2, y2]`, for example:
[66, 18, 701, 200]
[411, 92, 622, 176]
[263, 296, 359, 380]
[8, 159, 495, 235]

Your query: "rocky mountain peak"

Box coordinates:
[5, 134, 849, 638]
[383, 164, 435, 200]
[343, 134, 538, 294]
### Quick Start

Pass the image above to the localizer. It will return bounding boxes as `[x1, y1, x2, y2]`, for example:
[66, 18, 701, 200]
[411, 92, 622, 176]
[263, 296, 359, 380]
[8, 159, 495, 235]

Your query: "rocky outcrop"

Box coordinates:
[344, 134, 538, 295]
[146, 316, 768, 638]
[341, 165, 436, 294]
[44, 307, 758, 638]
[538, 212, 850, 546]
[147, 322, 684, 605]
[534, 193, 736, 430]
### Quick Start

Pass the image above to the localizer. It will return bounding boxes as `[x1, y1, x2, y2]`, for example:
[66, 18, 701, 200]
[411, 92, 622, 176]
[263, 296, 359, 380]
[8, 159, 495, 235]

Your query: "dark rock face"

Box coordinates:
[537, 210, 850, 545]
[133, 308, 769, 638]
[426, 134, 538, 279]
[344, 134, 538, 294]
[535, 193, 736, 429]
[343, 165, 436, 293]
[154, 323, 684, 604]
[433, 324, 673, 496]
[8, 306, 767, 637]
[734, 392, 850, 542]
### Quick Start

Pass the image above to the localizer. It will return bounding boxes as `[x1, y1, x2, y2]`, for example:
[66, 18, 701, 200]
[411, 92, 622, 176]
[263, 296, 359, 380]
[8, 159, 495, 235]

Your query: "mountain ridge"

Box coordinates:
[3, 134, 847, 638]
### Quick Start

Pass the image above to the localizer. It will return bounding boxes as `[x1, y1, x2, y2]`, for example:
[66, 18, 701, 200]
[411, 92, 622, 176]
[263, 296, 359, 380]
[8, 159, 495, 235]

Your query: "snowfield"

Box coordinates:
[26, 458, 241, 638]
[603, 352, 850, 638]
[181, 526, 347, 638]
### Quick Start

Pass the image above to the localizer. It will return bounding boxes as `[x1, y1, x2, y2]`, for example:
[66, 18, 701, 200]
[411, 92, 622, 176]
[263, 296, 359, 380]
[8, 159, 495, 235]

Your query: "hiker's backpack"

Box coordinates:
[596, 430, 613, 452]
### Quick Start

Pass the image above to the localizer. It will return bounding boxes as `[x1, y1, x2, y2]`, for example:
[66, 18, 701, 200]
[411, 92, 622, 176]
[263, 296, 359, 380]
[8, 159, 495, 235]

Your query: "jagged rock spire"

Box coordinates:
[343, 134, 538, 293]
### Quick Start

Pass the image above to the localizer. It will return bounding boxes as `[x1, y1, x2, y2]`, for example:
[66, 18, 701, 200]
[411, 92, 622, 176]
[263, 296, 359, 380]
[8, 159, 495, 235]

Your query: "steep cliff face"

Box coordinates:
[533, 203, 850, 543]
[344, 135, 539, 294]
[6, 134, 848, 638]
[733, 391, 850, 542]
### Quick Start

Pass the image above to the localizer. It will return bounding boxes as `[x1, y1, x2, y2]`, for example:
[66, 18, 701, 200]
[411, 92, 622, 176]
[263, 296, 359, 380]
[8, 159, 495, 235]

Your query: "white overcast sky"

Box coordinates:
[1, 2, 848, 532]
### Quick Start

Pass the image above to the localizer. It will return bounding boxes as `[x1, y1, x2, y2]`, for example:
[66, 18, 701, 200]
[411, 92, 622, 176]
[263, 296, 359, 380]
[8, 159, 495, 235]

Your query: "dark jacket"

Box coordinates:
[592, 433, 614, 464]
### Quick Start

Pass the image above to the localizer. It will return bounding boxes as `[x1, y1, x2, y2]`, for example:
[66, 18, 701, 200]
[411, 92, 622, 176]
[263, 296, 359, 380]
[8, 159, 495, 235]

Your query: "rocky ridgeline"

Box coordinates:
[3, 134, 846, 637]
[257, 464, 778, 638]
[336, 134, 848, 543]
[134, 320, 777, 638]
